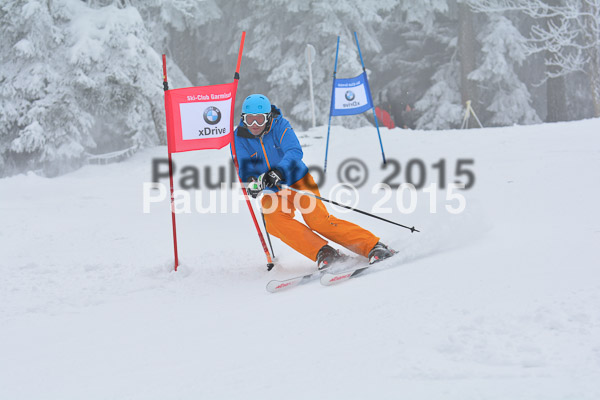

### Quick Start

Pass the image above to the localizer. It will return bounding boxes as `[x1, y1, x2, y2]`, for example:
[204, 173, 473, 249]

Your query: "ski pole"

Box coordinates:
[280, 184, 420, 233]
[260, 209, 276, 269]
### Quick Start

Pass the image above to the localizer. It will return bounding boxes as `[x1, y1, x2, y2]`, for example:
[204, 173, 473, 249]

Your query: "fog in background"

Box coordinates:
[1, 0, 599, 177]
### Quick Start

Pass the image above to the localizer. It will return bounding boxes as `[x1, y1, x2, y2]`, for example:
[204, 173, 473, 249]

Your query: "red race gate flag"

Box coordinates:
[164, 81, 238, 153]
[160, 32, 273, 272]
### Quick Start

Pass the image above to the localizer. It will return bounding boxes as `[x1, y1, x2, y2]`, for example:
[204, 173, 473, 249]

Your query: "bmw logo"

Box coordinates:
[345, 90, 355, 101]
[203, 106, 221, 125]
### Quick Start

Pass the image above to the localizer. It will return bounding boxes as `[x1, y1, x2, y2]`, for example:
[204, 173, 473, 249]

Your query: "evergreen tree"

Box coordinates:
[133, 0, 222, 86]
[414, 1, 540, 129]
[1, 0, 598, 177]
[223, 0, 395, 128]
[0, 0, 94, 176]
[0, 0, 195, 176]
[407, 1, 466, 130]
[415, 59, 464, 129]
[469, 13, 540, 125]
[373, 0, 455, 129]
[458, 0, 478, 118]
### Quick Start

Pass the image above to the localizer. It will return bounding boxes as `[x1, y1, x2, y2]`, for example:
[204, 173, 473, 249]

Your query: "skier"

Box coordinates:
[234, 94, 394, 270]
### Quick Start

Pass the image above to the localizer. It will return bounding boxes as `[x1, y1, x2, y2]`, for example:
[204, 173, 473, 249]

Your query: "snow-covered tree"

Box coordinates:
[458, 0, 478, 115]
[133, 0, 222, 86]
[219, 0, 396, 129]
[414, 1, 541, 129]
[373, 0, 455, 129]
[415, 57, 464, 129]
[0, 0, 94, 176]
[578, 0, 600, 116]
[472, 0, 600, 117]
[0, 0, 195, 177]
[2, 0, 599, 177]
[396, 0, 467, 130]
[469, 14, 540, 125]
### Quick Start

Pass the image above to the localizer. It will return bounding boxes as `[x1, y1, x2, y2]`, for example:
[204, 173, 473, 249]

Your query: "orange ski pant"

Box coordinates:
[260, 173, 380, 261]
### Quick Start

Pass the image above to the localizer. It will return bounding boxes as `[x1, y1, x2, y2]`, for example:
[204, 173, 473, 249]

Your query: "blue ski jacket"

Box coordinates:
[233, 105, 308, 191]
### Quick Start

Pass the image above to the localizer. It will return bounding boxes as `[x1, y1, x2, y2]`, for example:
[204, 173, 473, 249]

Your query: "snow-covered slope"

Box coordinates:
[1, 120, 599, 399]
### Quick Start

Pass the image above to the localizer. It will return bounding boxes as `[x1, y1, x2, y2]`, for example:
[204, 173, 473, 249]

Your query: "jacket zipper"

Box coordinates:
[260, 136, 271, 170]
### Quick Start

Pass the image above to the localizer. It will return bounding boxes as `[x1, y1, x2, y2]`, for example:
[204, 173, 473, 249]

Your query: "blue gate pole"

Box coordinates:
[324, 36, 340, 173]
[354, 31, 386, 165]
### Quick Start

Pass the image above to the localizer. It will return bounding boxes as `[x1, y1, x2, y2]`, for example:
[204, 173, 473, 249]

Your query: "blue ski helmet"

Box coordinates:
[242, 94, 271, 114]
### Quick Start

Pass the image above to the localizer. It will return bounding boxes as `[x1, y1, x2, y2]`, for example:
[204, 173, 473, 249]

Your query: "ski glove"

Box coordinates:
[259, 169, 284, 189]
[246, 177, 261, 199]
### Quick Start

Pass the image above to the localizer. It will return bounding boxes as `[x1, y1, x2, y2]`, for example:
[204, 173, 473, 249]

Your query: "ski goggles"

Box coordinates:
[242, 113, 269, 127]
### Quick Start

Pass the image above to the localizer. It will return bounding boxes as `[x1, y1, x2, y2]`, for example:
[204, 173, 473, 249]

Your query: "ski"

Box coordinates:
[266, 256, 363, 293]
[267, 255, 359, 293]
[266, 270, 322, 293]
[320, 265, 370, 286]
[266, 250, 396, 291]
[320, 250, 397, 286]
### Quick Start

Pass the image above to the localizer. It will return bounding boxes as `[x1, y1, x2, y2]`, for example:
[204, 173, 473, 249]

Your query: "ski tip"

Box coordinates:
[266, 278, 302, 293]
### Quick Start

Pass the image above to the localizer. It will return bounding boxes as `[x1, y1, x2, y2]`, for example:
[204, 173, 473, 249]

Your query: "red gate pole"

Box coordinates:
[162, 54, 180, 271]
[229, 32, 275, 270]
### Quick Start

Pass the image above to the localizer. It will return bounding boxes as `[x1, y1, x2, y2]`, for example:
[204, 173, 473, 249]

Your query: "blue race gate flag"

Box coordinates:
[330, 71, 373, 116]
[324, 33, 387, 172]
